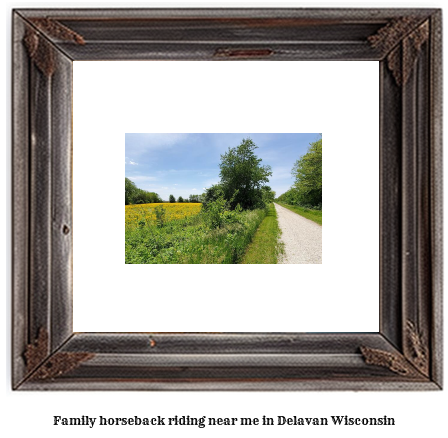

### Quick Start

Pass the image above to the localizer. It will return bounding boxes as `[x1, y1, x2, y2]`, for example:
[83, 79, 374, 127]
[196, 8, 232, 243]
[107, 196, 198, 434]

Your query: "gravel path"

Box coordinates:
[274, 203, 322, 264]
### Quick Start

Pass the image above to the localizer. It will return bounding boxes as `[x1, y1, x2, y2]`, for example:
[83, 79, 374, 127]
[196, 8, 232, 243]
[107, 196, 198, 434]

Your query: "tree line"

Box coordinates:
[125, 178, 162, 205]
[125, 177, 204, 205]
[168, 194, 202, 203]
[276, 137, 322, 209]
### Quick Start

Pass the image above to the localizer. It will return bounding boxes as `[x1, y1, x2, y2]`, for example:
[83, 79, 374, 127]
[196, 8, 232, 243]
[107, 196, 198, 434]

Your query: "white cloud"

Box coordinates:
[129, 160, 138, 165]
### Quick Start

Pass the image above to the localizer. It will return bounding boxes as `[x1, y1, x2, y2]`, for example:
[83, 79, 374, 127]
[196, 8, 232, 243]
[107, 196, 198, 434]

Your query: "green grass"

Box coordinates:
[241, 204, 284, 264]
[276, 202, 322, 226]
[125, 208, 267, 264]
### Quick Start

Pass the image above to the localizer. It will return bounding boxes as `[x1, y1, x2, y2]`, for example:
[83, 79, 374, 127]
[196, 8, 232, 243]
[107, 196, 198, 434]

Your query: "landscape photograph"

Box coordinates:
[125, 133, 322, 264]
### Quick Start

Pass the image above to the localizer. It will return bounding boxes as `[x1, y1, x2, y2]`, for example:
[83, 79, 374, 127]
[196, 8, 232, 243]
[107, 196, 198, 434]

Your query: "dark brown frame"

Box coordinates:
[12, 8, 442, 390]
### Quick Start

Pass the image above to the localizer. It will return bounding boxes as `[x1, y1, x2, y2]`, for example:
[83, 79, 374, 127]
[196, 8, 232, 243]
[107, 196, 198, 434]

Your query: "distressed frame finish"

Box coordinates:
[12, 8, 442, 390]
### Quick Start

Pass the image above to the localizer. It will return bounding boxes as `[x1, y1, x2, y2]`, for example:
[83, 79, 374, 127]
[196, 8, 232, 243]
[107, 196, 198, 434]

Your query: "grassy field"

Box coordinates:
[125, 203, 267, 264]
[241, 204, 284, 264]
[276, 202, 322, 225]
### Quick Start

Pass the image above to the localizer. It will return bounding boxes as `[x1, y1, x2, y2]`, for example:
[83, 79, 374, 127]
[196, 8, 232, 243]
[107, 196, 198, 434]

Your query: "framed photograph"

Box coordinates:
[12, 8, 442, 390]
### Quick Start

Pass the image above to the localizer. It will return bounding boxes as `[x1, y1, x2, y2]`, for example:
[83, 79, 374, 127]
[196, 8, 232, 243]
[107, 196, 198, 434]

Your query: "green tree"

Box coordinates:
[125, 177, 138, 205]
[261, 186, 276, 205]
[219, 138, 272, 210]
[169, 194, 175, 203]
[178, 196, 184, 203]
[152, 192, 163, 203]
[189, 194, 200, 203]
[202, 184, 224, 208]
[291, 138, 322, 207]
[125, 177, 162, 205]
[276, 188, 298, 205]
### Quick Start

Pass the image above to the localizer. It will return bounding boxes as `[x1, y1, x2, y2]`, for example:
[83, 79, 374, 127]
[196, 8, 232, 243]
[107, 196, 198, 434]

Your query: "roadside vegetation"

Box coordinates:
[241, 204, 284, 264]
[276, 202, 322, 226]
[125, 138, 278, 264]
[125, 202, 267, 264]
[275, 137, 322, 224]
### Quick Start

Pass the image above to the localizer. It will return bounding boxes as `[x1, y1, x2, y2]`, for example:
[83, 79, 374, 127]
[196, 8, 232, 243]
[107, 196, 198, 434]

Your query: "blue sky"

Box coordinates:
[125, 133, 321, 201]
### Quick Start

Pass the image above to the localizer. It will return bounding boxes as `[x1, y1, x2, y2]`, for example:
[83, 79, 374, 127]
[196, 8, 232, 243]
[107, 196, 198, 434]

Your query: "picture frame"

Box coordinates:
[12, 8, 442, 390]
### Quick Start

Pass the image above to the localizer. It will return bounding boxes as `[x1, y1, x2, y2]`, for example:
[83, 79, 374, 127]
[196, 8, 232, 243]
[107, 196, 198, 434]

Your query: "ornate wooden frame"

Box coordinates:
[12, 8, 443, 390]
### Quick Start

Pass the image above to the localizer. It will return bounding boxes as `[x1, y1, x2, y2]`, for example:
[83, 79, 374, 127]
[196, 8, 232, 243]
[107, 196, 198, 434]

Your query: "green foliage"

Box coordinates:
[154, 205, 167, 228]
[189, 194, 200, 203]
[178, 196, 184, 203]
[125, 177, 138, 205]
[219, 138, 272, 210]
[125, 177, 162, 205]
[202, 193, 227, 229]
[291, 138, 322, 208]
[275, 137, 322, 209]
[200, 188, 243, 229]
[276, 201, 322, 226]
[261, 186, 276, 206]
[125, 206, 267, 264]
[202, 184, 224, 208]
[241, 204, 284, 264]
[276, 188, 299, 205]
[169, 194, 175, 203]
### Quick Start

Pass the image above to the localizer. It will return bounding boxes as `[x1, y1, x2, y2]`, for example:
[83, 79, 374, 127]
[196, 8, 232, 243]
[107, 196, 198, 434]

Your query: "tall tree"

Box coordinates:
[291, 138, 322, 207]
[169, 194, 175, 203]
[219, 138, 272, 210]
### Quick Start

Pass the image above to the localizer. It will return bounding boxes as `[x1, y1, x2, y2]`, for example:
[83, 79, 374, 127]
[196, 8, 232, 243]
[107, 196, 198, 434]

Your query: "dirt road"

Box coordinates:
[274, 203, 322, 264]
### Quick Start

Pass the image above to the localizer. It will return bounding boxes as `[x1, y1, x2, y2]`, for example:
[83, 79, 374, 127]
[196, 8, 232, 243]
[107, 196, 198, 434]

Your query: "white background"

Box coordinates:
[2, 1, 446, 438]
[73, 60, 379, 333]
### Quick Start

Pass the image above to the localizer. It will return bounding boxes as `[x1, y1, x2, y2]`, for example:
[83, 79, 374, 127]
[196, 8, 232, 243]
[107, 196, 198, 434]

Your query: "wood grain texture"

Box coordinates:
[379, 59, 402, 350]
[15, 8, 438, 21]
[401, 27, 432, 377]
[50, 49, 74, 350]
[63, 332, 394, 355]
[20, 380, 441, 391]
[47, 41, 383, 61]
[12, 13, 30, 388]
[29, 58, 52, 345]
[429, 10, 443, 388]
[12, 7, 443, 391]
